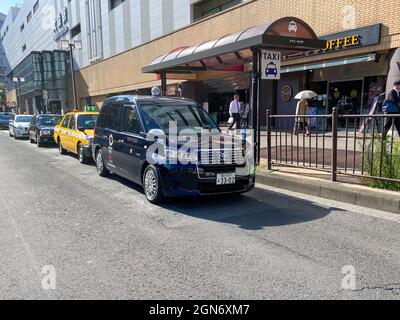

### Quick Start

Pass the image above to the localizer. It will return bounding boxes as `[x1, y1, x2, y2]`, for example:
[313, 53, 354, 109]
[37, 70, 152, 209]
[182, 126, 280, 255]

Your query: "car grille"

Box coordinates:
[199, 149, 245, 166]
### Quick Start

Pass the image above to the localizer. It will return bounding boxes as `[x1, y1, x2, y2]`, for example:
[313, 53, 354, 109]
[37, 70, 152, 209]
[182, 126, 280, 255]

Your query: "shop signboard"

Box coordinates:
[53, 7, 68, 41]
[261, 50, 281, 80]
[320, 24, 381, 52]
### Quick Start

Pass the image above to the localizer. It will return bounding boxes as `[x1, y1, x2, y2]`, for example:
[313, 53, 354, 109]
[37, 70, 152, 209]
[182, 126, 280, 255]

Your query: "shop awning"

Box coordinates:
[142, 17, 326, 74]
[281, 53, 378, 73]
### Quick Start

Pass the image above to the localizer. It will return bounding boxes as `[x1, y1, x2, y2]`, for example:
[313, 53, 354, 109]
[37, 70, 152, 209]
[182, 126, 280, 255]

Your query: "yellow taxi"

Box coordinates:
[54, 111, 99, 164]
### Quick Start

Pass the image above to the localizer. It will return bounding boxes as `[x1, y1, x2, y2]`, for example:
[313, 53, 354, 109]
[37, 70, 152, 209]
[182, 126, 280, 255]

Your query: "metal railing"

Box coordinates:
[266, 108, 400, 184]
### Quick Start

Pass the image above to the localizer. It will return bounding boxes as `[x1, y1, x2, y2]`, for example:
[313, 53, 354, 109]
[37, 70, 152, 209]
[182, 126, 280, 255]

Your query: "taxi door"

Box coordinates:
[65, 114, 77, 152]
[57, 114, 71, 147]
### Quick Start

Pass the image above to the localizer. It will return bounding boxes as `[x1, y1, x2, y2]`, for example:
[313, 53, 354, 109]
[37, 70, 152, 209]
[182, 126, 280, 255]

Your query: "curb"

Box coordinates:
[256, 171, 400, 214]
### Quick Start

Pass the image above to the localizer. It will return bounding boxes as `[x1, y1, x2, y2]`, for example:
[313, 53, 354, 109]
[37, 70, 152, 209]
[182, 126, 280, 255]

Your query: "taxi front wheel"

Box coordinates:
[143, 165, 164, 204]
[96, 150, 110, 177]
[78, 143, 90, 164]
[58, 139, 67, 155]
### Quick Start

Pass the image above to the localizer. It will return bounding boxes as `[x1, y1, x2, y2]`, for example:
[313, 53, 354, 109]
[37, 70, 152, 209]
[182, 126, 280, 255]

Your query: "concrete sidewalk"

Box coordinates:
[256, 166, 400, 214]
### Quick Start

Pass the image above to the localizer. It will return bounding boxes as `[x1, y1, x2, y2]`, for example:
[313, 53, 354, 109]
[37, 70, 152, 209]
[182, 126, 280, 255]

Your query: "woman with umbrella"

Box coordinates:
[293, 90, 318, 136]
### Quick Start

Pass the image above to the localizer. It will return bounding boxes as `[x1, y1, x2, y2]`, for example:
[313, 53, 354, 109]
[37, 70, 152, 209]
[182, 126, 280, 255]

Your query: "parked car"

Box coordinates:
[29, 114, 63, 147]
[54, 111, 98, 163]
[9, 115, 34, 139]
[0, 112, 14, 130]
[92, 96, 255, 204]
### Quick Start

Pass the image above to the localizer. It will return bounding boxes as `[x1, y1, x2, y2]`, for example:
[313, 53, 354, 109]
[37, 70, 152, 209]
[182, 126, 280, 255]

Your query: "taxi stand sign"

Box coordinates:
[261, 50, 281, 80]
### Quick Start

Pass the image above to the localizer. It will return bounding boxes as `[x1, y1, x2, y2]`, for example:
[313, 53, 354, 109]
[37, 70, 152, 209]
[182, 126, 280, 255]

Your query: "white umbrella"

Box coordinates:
[294, 90, 318, 100]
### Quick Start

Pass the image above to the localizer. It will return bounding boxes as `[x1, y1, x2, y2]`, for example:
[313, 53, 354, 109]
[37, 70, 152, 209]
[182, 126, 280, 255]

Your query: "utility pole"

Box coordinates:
[61, 40, 82, 111]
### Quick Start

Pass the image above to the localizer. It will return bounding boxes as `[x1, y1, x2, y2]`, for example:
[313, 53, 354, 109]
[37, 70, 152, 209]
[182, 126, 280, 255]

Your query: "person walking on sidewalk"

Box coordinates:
[228, 94, 241, 130]
[293, 98, 310, 136]
[382, 80, 400, 138]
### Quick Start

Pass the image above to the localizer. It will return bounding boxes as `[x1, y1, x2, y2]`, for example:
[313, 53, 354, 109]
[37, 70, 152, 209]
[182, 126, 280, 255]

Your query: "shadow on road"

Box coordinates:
[99, 172, 340, 231]
[159, 188, 341, 230]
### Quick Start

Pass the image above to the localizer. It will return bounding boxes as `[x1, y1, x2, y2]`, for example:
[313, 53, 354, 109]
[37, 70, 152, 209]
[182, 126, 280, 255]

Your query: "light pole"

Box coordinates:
[12, 77, 25, 114]
[61, 40, 82, 111]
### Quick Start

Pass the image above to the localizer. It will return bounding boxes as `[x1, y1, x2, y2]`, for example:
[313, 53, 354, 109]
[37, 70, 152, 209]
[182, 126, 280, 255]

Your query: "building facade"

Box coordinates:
[0, 12, 11, 105]
[70, 0, 400, 128]
[2, 0, 400, 120]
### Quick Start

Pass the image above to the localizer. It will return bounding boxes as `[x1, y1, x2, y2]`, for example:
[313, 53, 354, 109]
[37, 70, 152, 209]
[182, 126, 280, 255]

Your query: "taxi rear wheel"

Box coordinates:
[96, 150, 110, 177]
[143, 165, 164, 204]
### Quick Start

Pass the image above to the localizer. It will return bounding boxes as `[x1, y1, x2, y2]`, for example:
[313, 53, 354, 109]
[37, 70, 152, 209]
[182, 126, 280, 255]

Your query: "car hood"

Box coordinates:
[80, 129, 95, 137]
[166, 131, 244, 151]
[38, 125, 55, 130]
[14, 122, 30, 127]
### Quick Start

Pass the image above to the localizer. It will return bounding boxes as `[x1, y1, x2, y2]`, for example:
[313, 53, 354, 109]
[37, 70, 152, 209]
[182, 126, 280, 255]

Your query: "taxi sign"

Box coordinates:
[83, 105, 97, 112]
[261, 50, 281, 80]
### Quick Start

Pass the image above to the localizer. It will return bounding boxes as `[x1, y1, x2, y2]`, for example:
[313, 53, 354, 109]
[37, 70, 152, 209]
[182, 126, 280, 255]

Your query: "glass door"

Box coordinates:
[328, 80, 363, 128]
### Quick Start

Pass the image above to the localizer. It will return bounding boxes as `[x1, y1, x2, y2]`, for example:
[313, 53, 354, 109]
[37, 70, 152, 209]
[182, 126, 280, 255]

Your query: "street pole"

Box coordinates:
[69, 44, 78, 110]
[251, 47, 259, 167]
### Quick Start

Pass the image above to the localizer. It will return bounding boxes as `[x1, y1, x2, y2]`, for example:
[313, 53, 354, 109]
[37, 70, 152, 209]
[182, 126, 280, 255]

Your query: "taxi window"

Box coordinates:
[122, 106, 141, 134]
[61, 115, 70, 128]
[68, 115, 76, 130]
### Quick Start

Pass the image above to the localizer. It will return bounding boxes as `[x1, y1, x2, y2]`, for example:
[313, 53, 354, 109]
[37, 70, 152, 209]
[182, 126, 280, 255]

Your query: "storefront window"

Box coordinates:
[192, 0, 242, 21]
[328, 80, 363, 127]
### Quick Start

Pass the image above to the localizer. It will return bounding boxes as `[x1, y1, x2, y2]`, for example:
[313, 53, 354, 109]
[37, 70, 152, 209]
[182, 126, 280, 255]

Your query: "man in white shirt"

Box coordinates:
[228, 94, 241, 130]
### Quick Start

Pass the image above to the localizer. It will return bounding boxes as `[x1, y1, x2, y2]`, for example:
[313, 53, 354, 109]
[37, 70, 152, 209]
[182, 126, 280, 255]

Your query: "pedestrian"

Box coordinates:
[293, 98, 310, 135]
[228, 94, 241, 130]
[382, 80, 400, 138]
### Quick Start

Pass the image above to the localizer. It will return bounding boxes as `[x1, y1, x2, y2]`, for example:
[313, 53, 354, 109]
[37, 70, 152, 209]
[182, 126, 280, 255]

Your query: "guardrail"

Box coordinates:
[266, 108, 400, 184]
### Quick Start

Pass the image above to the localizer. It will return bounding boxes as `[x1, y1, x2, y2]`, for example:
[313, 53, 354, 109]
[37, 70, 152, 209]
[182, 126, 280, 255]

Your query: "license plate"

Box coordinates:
[216, 173, 235, 185]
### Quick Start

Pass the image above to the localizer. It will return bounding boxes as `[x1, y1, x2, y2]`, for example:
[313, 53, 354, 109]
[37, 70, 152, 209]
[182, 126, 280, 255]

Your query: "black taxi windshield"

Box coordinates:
[140, 104, 219, 133]
[38, 116, 62, 126]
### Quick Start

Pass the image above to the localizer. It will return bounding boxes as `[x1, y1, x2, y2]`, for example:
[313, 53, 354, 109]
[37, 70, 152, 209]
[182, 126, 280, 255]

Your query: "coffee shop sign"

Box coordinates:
[53, 7, 68, 41]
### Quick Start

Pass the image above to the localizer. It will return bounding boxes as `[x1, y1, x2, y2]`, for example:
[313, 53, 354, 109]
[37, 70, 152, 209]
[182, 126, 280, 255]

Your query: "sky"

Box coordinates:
[0, 0, 21, 15]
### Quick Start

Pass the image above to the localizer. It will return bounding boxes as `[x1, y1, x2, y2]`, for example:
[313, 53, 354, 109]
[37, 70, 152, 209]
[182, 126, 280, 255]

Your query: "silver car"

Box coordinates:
[9, 115, 34, 139]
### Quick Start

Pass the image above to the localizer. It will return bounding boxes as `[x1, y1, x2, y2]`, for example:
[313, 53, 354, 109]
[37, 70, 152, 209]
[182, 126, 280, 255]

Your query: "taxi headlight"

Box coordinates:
[86, 137, 93, 144]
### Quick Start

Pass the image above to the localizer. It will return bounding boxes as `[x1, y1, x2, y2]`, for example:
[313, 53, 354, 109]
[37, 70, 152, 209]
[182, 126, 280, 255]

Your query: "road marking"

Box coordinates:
[256, 183, 400, 223]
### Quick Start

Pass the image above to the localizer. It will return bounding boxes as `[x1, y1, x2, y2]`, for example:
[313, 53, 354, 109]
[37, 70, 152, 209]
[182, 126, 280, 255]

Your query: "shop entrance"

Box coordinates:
[328, 79, 363, 127]
[207, 89, 249, 125]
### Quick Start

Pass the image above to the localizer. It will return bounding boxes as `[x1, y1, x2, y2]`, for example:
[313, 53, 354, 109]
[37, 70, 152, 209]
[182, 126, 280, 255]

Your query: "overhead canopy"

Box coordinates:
[281, 53, 379, 74]
[142, 17, 326, 74]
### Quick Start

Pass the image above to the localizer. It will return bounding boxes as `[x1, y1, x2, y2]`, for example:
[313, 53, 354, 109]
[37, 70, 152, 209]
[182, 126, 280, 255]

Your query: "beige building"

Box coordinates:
[73, 0, 400, 125]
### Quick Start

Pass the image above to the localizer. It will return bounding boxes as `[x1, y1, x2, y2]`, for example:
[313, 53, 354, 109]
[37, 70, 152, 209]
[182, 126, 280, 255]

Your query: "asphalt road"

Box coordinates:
[0, 130, 400, 300]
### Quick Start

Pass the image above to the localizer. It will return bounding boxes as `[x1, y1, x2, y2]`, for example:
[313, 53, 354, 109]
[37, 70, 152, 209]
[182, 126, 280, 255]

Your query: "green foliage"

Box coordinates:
[363, 137, 400, 191]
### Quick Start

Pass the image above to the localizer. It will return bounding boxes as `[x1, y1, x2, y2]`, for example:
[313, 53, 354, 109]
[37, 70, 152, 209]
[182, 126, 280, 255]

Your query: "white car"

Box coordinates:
[9, 115, 34, 139]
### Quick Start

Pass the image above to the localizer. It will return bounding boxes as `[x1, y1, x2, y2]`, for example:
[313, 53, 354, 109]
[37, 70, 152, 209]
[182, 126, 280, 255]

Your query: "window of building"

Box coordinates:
[20, 23, 25, 32]
[109, 0, 125, 11]
[22, 44, 26, 52]
[33, 1, 39, 14]
[27, 12, 32, 23]
[192, 0, 241, 21]
[86, 0, 103, 61]
[70, 24, 81, 38]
